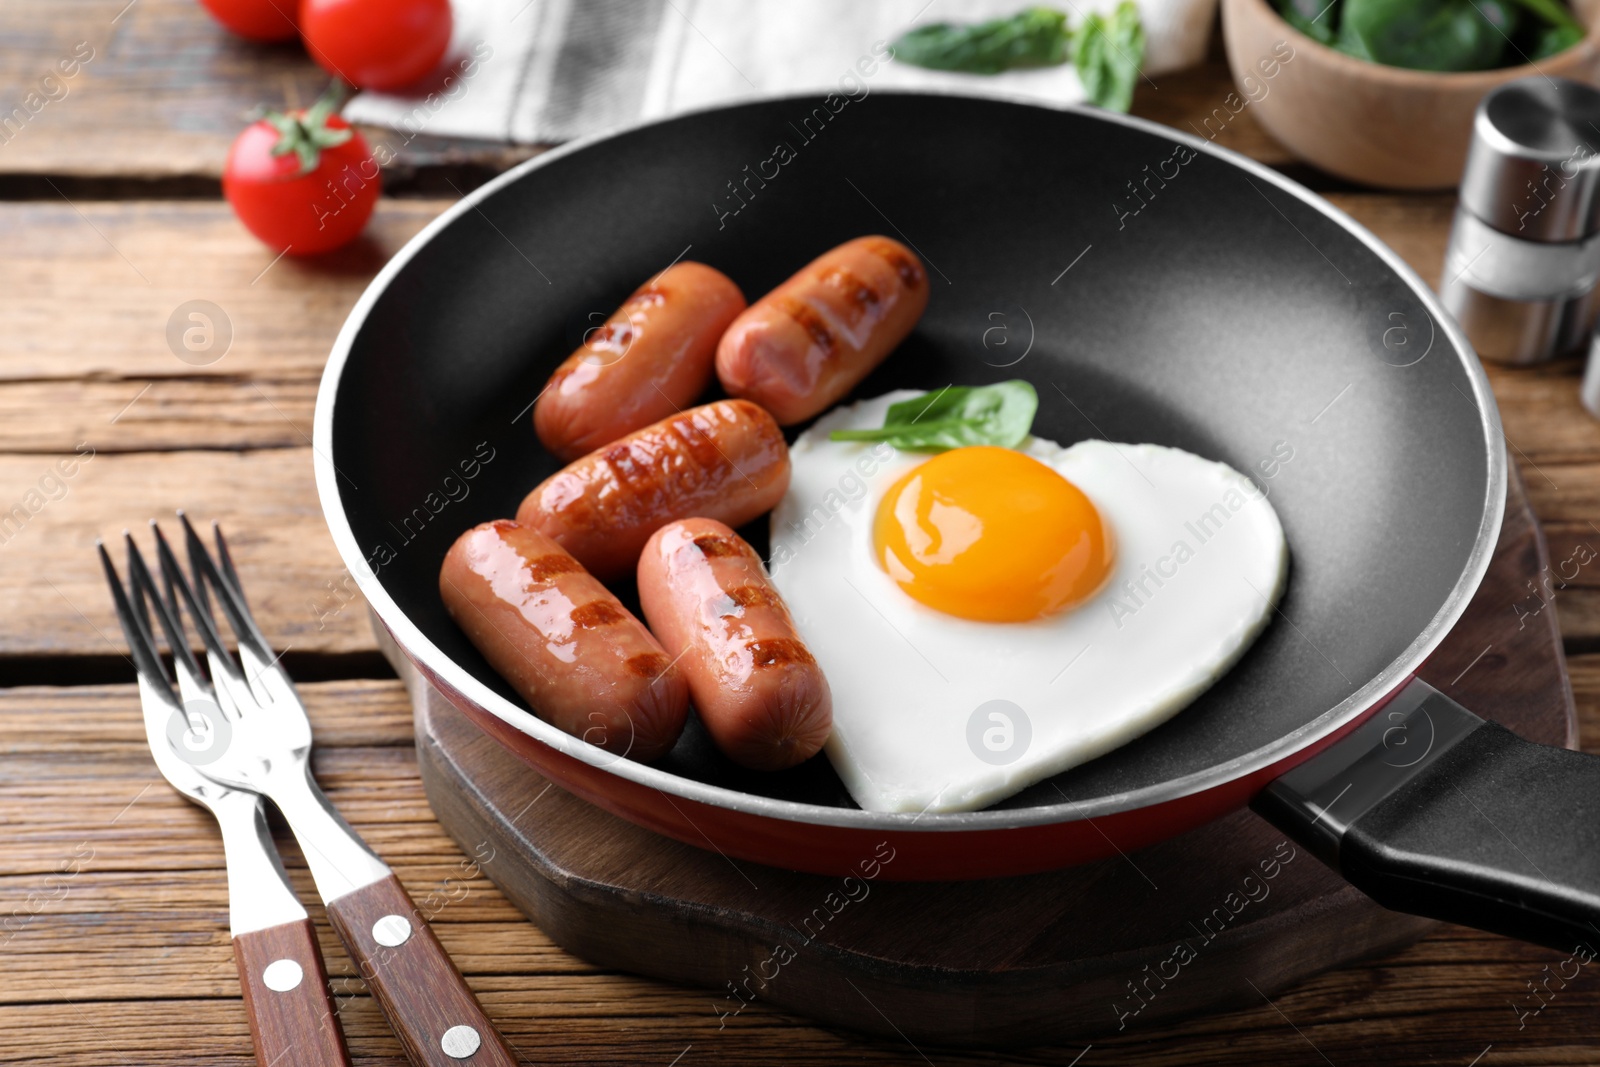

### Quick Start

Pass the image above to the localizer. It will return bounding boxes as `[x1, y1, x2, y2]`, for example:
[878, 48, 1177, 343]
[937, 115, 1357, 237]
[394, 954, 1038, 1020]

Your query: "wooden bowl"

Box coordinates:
[1222, 0, 1600, 188]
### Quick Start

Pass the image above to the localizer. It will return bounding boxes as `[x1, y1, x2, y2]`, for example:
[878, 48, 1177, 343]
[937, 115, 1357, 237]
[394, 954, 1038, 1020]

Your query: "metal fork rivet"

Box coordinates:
[372, 914, 412, 947]
[261, 958, 304, 992]
[440, 1025, 481, 1059]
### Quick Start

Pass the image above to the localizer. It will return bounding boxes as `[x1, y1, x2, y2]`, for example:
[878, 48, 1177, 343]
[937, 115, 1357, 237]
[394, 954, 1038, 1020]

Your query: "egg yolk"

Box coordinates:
[872, 446, 1114, 622]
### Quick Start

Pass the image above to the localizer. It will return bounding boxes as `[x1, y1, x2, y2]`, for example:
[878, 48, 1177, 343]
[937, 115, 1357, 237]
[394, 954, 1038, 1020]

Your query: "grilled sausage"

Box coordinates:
[440, 519, 689, 762]
[715, 235, 929, 425]
[516, 399, 789, 581]
[638, 519, 831, 770]
[534, 262, 747, 461]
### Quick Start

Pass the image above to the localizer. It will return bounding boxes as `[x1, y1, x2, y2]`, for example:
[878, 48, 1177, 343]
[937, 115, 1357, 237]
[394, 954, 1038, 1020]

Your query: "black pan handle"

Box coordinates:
[1253, 677, 1600, 952]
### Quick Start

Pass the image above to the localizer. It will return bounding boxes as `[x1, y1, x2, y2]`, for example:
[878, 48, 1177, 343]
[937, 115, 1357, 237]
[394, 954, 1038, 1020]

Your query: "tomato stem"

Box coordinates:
[266, 79, 355, 177]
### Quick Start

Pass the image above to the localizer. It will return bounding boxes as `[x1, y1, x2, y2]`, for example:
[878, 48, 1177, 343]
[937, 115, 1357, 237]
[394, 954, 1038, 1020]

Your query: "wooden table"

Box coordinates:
[5, 3, 1600, 1064]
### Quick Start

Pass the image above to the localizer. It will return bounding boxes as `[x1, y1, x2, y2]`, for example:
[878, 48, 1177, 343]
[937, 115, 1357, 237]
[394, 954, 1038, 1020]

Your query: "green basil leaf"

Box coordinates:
[1276, 0, 1340, 43]
[1072, 1, 1146, 111]
[890, 6, 1071, 74]
[829, 381, 1040, 452]
[1336, 0, 1514, 70]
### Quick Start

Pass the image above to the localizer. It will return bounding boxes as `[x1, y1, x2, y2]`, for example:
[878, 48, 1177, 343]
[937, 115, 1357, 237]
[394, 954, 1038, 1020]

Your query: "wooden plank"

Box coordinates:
[3, 963, 1594, 1067]
[1482, 359, 1599, 467]
[0, 379, 316, 454]
[0, 678, 409, 751]
[1543, 522, 1600, 646]
[3, 677, 1599, 1064]
[0, 0, 537, 183]
[0, 198, 451, 465]
[1533, 510, 1600, 646]
[1521, 462, 1600, 523]
[0, 200, 446, 387]
[0, 449, 373, 659]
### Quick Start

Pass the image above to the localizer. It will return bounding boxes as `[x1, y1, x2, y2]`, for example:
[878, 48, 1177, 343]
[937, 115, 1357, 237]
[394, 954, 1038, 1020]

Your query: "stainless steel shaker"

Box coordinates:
[1441, 77, 1600, 366]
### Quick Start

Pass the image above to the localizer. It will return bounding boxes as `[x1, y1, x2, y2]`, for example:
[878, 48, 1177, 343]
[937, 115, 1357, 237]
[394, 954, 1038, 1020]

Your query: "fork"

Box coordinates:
[147, 515, 517, 1067]
[101, 535, 353, 1067]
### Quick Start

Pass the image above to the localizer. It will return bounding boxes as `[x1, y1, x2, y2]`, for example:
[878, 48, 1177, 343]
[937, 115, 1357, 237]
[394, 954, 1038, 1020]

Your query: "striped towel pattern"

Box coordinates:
[344, 0, 1220, 145]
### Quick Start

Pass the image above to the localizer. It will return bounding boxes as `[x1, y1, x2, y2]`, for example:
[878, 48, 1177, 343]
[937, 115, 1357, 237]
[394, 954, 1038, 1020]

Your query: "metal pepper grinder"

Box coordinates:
[1441, 77, 1600, 366]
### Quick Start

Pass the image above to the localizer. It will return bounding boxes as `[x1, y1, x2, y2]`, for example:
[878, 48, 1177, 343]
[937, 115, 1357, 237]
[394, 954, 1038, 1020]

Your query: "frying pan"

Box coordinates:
[313, 92, 1600, 953]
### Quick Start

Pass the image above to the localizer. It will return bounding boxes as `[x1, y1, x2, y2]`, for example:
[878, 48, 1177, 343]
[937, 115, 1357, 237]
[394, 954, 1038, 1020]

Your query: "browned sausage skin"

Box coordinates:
[638, 519, 831, 771]
[516, 399, 790, 581]
[439, 519, 689, 762]
[534, 262, 747, 461]
[715, 235, 929, 425]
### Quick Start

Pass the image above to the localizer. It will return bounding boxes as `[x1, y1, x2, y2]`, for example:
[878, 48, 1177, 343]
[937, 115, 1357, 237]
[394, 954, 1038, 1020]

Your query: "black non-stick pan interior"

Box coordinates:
[329, 93, 1495, 811]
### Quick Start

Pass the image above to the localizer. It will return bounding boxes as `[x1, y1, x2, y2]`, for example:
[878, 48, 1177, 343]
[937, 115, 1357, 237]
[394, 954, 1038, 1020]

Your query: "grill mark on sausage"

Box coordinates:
[821, 266, 881, 311]
[866, 240, 925, 290]
[600, 439, 657, 495]
[626, 651, 672, 678]
[726, 585, 783, 610]
[778, 296, 837, 355]
[571, 600, 627, 628]
[746, 637, 816, 668]
[692, 533, 751, 559]
[671, 410, 733, 482]
[524, 553, 585, 583]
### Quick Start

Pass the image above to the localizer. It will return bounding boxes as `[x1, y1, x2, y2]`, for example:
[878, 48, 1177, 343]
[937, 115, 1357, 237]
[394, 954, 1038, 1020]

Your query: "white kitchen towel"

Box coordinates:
[344, 0, 1220, 146]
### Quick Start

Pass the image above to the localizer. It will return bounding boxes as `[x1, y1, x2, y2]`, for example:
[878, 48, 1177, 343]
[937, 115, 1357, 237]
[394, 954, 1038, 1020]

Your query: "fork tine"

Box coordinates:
[153, 519, 260, 718]
[125, 531, 206, 684]
[151, 520, 239, 675]
[178, 513, 274, 664]
[210, 517, 243, 595]
[126, 532, 221, 731]
[97, 539, 174, 694]
[176, 514, 218, 647]
[123, 538, 155, 648]
[208, 519, 269, 645]
[177, 513, 225, 637]
[173, 514, 291, 711]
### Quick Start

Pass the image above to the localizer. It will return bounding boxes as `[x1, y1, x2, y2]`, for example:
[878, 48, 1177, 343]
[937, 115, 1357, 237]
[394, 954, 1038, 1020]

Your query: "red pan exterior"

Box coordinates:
[412, 635, 1407, 881]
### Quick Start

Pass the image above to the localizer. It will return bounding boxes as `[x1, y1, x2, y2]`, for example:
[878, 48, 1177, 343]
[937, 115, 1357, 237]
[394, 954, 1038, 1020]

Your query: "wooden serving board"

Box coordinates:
[407, 463, 1574, 1048]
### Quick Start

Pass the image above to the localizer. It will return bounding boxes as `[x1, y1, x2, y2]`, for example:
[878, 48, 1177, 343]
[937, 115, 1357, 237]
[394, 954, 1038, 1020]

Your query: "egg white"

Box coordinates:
[767, 390, 1289, 814]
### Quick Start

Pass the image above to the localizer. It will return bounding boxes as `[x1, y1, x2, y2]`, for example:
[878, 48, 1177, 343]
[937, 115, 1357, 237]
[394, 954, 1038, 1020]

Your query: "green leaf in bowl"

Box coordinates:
[1336, 0, 1518, 70]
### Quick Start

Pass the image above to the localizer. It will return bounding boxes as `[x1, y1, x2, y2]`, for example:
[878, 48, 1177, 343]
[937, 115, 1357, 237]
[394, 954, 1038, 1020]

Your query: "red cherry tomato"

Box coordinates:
[196, 0, 298, 42]
[299, 0, 453, 92]
[223, 104, 380, 256]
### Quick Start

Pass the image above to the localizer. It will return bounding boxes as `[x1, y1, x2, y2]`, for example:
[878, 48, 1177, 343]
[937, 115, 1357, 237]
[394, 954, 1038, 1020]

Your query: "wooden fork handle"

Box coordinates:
[325, 874, 516, 1066]
[233, 917, 353, 1067]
